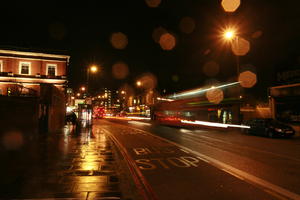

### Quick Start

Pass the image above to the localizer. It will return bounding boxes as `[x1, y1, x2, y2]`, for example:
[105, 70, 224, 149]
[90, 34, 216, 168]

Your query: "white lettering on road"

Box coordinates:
[135, 156, 200, 170]
[133, 147, 176, 155]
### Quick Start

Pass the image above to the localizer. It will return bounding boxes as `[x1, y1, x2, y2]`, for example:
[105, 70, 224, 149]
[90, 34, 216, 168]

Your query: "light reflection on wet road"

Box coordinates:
[0, 125, 123, 199]
[102, 119, 300, 200]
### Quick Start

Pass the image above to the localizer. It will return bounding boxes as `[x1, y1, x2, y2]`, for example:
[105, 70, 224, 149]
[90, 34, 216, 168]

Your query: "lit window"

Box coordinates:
[20, 62, 31, 75]
[47, 64, 57, 76]
[0, 60, 3, 72]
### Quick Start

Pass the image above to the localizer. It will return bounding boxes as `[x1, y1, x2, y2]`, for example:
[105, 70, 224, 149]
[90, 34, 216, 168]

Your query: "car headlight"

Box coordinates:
[275, 128, 283, 132]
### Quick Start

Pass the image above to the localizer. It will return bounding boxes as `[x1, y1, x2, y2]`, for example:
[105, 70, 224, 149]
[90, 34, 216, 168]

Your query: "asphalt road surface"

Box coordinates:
[96, 119, 300, 200]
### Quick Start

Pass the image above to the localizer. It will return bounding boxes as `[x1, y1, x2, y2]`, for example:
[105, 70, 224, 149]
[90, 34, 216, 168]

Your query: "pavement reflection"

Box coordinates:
[0, 124, 122, 199]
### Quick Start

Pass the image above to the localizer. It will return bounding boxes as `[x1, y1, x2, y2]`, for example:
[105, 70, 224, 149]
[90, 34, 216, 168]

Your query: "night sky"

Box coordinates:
[1, 0, 300, 100]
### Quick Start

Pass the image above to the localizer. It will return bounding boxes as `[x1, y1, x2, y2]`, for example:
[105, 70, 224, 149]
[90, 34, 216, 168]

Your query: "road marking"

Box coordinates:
[113, 124, 300, 200]
[135, 156, 200, 170]
[178, 129, 300, 163]
[102, 128, 159, 200]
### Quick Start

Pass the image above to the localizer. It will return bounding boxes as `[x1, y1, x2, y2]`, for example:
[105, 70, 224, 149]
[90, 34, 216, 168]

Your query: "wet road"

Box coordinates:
[0, 125, 137, 200]
[101, 119, 300, 200]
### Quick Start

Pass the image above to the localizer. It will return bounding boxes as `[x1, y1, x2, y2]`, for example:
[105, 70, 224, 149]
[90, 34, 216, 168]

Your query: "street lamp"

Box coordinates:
[86, 65, 99, 96]
[80, 86, 86, 92]
[222, 28, 240, 77]
[90, 65, 98, 73]
[223, 29, 235, 40]
[136, 81, 142, 87]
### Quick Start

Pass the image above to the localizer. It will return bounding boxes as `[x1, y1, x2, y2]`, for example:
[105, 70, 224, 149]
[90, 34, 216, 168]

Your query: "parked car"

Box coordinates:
[243, 118, 295, 138]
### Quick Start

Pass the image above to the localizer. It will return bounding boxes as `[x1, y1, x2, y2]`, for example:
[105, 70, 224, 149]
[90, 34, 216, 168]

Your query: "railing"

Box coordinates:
[0, 72, 66, 79]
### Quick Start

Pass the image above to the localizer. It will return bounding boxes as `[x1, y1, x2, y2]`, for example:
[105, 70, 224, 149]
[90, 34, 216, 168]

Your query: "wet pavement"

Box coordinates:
[0, 124, 135, 200]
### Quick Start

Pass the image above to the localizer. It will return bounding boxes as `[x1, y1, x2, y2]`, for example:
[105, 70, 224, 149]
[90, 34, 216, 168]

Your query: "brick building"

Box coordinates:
[0, 47, 70, 133]
[0, 48, 69, 96]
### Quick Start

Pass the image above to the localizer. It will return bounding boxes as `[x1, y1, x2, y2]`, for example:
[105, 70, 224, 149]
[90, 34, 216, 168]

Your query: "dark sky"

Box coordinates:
[1, 0, 300, 99]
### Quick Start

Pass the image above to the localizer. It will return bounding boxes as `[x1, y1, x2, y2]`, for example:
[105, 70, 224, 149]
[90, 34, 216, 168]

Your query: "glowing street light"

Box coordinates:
[224, 30, 235, 40]
[86, 65, 99, 96]
[90, 65, 98, 73]
[136, 81, 142, 87]
[80, 86, 86, 91]
[77, 93, 81, 97]
[121, 90, 126, 95]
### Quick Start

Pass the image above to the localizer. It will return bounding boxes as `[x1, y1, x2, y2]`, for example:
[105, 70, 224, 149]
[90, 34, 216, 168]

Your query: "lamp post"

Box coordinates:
[223, 29, 240, 79]
[86, 65, 98, 96]
[223, 29, 242, 124]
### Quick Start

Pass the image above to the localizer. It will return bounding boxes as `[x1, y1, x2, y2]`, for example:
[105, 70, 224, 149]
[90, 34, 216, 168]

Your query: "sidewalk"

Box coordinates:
[0, 124, 135, 200]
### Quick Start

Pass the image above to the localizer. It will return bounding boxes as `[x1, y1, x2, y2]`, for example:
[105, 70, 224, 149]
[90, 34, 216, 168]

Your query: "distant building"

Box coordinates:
[0, 48, 69, 96]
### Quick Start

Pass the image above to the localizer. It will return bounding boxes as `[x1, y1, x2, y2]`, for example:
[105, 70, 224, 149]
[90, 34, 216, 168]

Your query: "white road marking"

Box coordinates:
[117, 124, 300, 200]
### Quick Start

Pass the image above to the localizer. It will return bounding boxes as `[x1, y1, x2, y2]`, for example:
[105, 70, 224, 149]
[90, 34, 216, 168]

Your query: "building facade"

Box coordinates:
[0, 48, 69, 96]
[0, 47, 70, 133]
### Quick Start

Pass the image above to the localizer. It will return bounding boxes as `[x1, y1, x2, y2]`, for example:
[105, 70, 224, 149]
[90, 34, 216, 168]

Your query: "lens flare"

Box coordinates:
[252, 30, 263, 39]
[159, 33, 176, 51]
[238, 71, 257, 88]
[112, 61, 129, 79]
[203, 61, 220, 77]
[110, 32, 128, 50]
[145, 0, 161, 8]
[152, 27, 167, 43]
[221, 0, 241, 12]
[48, 22, 67, 40]
[203, 49, 211, 55]
[179, 17, 196, 34]
[172, 75, 179, 82]
[206, 88, 224, 104]
[2, 130, 23, 150]
[231, 37, 250, 56]
[139, 73, 157, 90]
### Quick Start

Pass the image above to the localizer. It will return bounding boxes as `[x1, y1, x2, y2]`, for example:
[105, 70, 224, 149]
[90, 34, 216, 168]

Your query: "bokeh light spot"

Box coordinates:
[112, 61, 129, 79]
[231, 37, 250, 56]
[221, 0, 241, 12]
[238, 71, 257, 88]
[203, 61, 220, 77]
[152, 27, 167, 43]
[145, 0, 161, 8]
[159, 33, 176, 50]
[179, 17, 196, 34]
[2, 130, 23, 150]
[138, 73, 157, 90]
[252, 30, 263, 39]
[110, 32, 128, 50]
[48, 22, 67, 40]
[172, 75, 179, 82]
[203, 49, 211, 55]
[206, 88, 224, 104]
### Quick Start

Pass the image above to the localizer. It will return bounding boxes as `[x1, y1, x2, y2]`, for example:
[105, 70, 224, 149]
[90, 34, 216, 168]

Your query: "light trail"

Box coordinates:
[181, 120, 250, 129]
[127, 116, 151, 120]
[104, 116, 151, 121]
[168, 82, 240, 99]
[128, 121, 151, 126]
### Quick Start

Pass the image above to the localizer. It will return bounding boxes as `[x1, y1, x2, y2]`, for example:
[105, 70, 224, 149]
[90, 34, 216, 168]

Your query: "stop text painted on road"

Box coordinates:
[136, 156, 200, 170]
[133, 147, 177, 155]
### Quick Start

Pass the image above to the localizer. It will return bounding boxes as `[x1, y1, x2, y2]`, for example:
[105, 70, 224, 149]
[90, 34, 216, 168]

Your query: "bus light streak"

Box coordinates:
[181, 120, 250, 129]
[168, 82, 240, 99]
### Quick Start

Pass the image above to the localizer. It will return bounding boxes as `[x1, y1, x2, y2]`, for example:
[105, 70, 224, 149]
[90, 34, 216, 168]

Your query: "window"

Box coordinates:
[46, 64, 57, 76]
[19, 62, 31, 75]
[0, 60, 2, 72]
